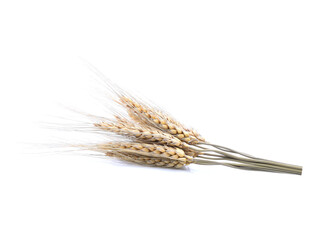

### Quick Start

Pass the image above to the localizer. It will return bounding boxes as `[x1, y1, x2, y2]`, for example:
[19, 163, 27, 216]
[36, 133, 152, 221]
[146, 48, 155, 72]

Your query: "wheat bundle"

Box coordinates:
[68, 74, 302, 175]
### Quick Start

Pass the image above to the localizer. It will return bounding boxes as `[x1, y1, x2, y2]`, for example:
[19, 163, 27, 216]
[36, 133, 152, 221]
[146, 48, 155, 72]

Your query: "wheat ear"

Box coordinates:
[94, 119, 185, 148]
[87, 142, 194, 165]
[118, 96, 203, 144]
[106, 152, 186, 168]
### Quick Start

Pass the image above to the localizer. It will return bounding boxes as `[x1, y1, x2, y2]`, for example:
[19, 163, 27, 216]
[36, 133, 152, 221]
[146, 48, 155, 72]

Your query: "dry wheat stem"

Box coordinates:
[194, 159, 299, 174]
[198, 147, 302, 171]
[195, 156, 301, 174]
[195, 147, 302, 174]
[197, 142, 257, 158]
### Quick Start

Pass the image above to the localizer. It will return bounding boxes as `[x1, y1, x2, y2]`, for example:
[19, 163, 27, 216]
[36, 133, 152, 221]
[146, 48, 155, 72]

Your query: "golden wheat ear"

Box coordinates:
[79, 142, 193, 166]
[105, 152, 186, 168]
[65, 65, 302, 175]
[93, 118, 185, 148]
[117, 96, 203, 144]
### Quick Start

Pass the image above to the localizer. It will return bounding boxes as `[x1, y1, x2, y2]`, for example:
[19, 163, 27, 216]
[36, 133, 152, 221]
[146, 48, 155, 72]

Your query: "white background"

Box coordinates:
[0, 1, 321, 239]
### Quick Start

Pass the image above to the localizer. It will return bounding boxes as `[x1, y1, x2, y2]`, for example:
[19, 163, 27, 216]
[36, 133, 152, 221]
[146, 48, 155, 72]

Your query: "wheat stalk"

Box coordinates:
[66, 71, 302, 175]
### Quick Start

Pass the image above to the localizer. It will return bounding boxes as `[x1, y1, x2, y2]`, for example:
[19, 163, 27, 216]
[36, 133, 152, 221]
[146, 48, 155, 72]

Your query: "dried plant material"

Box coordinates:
[105, 152, 186, 168]
[65, 72, 302, 175]
[89, 142, 193, 164]
[94, 120, 184, 148]
[118, 96, 203, 144]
